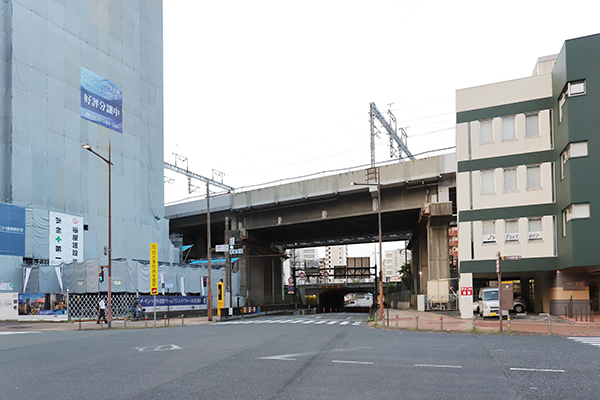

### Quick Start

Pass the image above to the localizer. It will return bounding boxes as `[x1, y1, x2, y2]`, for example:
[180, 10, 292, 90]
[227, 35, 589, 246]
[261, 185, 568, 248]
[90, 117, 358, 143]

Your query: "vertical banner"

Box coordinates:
[150, 243, 158, 295]
[180, 276, 186, 296]
[49, 212, 84, 265]
[0, 203, 25, 256]
[80, 67, 123, 133]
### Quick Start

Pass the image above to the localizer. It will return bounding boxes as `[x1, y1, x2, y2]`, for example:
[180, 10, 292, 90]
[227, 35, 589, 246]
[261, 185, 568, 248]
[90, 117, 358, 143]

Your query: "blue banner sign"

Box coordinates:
[80, 67, 123, 133]
[0, 203, 25, 256]
[139, 296, 207, 312]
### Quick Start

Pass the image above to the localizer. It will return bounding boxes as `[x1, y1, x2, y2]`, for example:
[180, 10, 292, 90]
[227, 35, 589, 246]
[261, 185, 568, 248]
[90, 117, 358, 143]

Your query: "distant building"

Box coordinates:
[325, 246, 347, 282]
[384, 248, 411, 281]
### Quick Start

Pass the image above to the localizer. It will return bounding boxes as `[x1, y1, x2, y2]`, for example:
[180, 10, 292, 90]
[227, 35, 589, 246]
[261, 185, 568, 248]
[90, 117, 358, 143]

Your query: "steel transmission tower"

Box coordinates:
[369, 102, 415, 167]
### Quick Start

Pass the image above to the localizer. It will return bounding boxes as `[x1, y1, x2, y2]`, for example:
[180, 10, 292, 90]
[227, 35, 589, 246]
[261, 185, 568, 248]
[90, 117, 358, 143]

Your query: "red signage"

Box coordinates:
[460, 287, 473, 296]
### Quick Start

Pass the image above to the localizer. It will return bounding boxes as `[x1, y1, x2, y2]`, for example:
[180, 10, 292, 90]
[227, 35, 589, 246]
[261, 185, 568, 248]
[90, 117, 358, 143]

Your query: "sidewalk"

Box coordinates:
[370, 309, 600, 337]
[0, 315, 213, 332]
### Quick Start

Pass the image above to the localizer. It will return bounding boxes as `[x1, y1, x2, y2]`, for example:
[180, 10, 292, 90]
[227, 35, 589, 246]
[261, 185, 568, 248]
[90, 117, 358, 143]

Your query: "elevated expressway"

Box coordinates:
[166, 154, 456, 307]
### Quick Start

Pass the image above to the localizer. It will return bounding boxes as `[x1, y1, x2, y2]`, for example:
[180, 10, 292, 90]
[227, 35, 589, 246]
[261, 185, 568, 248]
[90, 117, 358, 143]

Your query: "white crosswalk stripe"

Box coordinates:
[567, 337, 600, 347]
[216, 318, 363, 327]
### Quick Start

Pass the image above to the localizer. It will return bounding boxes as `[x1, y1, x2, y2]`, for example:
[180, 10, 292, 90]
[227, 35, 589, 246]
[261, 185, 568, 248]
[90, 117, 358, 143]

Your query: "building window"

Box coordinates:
[559, 93, 566, 123]
[502, 116, 515, 141]
[479, 120, 493, 144]
[482, 221, 496, 243]
[481, 170, 495, 194]
[560, 142, 588, 179]
[559, 80, 586, 123]
[503, 168, 517, 193]
[525, 113, 539, 138]
[528, 218, 542, 240]
[526, 165, 541, 190]
[505, 219, 519, 242]
[564, 203, 591, 224]
[568, 80, 586, 96]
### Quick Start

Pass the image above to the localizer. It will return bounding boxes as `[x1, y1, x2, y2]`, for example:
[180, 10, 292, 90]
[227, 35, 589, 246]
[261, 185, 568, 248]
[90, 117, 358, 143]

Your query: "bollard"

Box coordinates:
[565, 306, 568, 319]
[164, 315, 167, 326]
[124, 319, 127, 329]
[330, 308, 332, 314]
[145, 316, 148, 328]
[575, 309, 578, 322]
[440, 314, 443, 331]
[547, 313, 552, 334]
[507, 315, 511, 332]
[314, 308, 316, 316]
[79, 319, 82, 331]
[181, 314, 184, 326]
[302, 309, 305, 316]
[472, 317, 475, 327]
[415, 314, 418, 330]
[396, 315, 398, 328]
[323, 307, 325, 314]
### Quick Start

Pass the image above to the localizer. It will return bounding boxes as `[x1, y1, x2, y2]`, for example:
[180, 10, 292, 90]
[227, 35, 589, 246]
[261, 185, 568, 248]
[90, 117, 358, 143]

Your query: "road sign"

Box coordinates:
[323, 271, 329, 278]
[288, 277, 293, 284]
[229, 237, 235, 246]
[215, 244, 228, 252]
[164, 282, 174, 289]
[230, 249, 243, 255]
[502, 255, 522, 261]
[288, 285, 294, 294]
[299, 271, 305, 279]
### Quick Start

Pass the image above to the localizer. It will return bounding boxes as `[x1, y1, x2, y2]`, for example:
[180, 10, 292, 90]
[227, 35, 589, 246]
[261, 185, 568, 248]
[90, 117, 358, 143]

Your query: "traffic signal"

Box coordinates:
[99, 268, 104, 282]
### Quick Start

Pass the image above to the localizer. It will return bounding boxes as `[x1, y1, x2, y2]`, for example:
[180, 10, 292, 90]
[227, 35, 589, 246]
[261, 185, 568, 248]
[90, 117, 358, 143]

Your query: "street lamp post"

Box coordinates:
[351, 167, 384, 320]
[206, 183, 212, 321]
[82, 142, 113, 328]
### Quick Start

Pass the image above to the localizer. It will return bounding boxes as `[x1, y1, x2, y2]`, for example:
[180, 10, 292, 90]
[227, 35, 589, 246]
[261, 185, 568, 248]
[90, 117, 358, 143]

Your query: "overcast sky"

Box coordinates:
[162, 1, 599, 259]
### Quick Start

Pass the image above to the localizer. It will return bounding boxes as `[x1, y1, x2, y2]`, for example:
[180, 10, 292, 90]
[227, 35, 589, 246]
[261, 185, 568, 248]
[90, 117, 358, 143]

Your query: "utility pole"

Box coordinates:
[225, 217, 232, 308]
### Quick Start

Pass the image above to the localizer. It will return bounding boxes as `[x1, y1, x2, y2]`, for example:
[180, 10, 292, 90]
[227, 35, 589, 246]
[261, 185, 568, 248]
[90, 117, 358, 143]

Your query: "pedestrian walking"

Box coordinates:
[97, 297, 108, 324]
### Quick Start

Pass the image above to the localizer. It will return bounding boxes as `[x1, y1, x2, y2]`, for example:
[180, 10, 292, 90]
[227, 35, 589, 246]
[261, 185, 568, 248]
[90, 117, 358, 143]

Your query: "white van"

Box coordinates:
[475, 288, 527, 317]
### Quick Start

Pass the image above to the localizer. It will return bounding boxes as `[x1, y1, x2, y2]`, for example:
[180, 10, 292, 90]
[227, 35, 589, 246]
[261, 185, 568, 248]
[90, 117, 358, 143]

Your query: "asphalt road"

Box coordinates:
[1, 313, 600, 399]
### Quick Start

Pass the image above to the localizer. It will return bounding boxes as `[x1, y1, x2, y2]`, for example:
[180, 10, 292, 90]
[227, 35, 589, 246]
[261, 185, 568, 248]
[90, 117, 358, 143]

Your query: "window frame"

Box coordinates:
[504, 219, 519, 242]
[503, 167, 518, 193]
[480, 169, 495, 195]
[482, 220, 496, 243]
[479, 119, 493, 145]
[501, 116, 516, 142]
[525, 113, 540, 138]
[526, 165, 541, 190]
[528, 217, 543, 241]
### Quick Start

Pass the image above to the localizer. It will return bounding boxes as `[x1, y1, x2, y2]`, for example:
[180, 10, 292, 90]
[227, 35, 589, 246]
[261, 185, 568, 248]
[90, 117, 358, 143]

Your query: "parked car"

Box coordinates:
[474, 288, 526, 317]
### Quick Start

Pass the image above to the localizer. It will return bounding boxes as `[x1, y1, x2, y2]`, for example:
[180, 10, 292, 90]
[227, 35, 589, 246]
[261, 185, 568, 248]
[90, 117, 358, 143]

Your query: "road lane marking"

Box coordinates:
[415, 364, 462, 369]
[510, 368, 564, 373]
[339, 321, 349, 325]
[302, 321, 314, 324]
[315, 321, 326, 324]
[327, 321, 337, 325]
[353, 322, 361, 325]
[258, 352, 311, 361]
[332, 360, 373, 365]
[0, 331, 41, 335]
[567, 337, 600, 347]
[135, 344, 182, 352]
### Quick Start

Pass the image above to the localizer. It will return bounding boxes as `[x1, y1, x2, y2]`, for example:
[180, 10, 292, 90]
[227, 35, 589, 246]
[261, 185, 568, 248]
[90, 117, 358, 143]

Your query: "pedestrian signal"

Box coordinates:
[99, 268, 104, 282]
